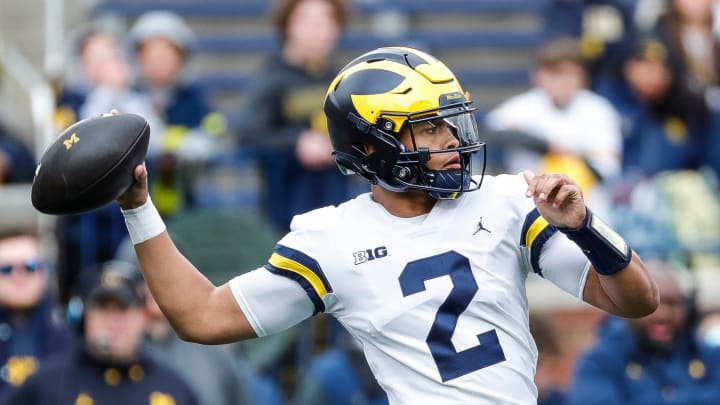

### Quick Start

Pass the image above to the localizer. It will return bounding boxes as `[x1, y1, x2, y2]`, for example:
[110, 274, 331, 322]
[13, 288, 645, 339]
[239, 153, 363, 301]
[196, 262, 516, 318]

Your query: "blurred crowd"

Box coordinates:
[1, 0, 720, 404]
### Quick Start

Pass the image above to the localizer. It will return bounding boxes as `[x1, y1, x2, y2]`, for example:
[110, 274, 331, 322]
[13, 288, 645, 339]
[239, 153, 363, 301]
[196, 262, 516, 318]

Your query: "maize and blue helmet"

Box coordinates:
[324, 46, 486, 199]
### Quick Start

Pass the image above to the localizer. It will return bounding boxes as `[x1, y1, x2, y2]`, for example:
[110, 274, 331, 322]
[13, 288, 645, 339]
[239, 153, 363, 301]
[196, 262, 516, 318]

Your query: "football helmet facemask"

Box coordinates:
[324, 46, 486, 199]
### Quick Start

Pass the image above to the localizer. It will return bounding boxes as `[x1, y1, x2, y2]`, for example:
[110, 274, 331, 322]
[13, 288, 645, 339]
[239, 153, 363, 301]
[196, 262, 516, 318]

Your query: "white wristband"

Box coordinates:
[121, 197, 166, 245]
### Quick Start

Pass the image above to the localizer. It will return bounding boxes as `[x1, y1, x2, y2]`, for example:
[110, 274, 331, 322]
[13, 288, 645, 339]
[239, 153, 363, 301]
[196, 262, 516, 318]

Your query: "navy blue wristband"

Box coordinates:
[557, 208, 631, 276]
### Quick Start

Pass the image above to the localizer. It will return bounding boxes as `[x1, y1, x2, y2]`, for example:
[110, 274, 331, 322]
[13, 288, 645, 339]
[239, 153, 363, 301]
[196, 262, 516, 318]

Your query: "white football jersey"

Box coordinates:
[229, 174, 591, 404]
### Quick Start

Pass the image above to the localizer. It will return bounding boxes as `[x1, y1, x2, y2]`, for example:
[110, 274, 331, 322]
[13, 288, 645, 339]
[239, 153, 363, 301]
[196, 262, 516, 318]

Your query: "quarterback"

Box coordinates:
[117, 47, 658, 404]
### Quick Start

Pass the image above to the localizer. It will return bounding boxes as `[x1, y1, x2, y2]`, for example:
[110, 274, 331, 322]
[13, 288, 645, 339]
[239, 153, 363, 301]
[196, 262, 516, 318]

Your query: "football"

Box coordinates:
[31, 113, 150, 215]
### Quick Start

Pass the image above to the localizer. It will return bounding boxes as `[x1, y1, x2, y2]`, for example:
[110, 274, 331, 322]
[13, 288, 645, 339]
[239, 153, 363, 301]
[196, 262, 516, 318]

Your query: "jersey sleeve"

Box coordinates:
[229, 267, 314, 337]
[264, 243, 333, 315]
[228, 215, 335, 337]
[520, 207, 591, 298]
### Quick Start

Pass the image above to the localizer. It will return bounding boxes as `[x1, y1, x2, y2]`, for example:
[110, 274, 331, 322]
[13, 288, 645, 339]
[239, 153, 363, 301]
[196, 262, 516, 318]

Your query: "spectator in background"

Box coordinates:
[652, 0, 720, 90]
[530, 313, 566, 405]
[0, 230, 71, 403]
[566, 261, 720, 405]
[645, 0, 720, 182]
[130, 10, 219, 138]
[130, 11, 225, 217]
[543, 0, 639, 83]
[113, 211, 285, 405]
[54, 23, 165, 306]
[235, 0, 352, 232]
[485, 37, 622, 216]
[0, 120, 35, 185]
[56, 23, 164, 153]
[641, 0, 720, 180]
[293, 330, 389, 405]
[595, 37, 711, 178]
[9, 261, 198, 405]
[141, 279, 257, 405]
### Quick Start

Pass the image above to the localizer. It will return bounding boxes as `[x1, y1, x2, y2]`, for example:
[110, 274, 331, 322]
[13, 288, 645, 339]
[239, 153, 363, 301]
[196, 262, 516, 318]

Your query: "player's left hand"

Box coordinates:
[523, 170, 586, 229]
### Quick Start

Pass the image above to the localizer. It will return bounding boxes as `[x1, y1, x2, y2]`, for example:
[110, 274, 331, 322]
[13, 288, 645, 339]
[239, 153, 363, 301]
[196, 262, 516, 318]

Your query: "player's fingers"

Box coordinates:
[523, 170, 536, 197]
[522, 170, 535, 184]
[133, 164, 148, 187]
[532, 174, 556, 201]
[556, 173, 577, 187]
[527, 173, 550, 200]
[110, 109, 120, 115]
[536, 174, 567, 202]
[551, 184, 579, 208]
[550, 174, 579, 204]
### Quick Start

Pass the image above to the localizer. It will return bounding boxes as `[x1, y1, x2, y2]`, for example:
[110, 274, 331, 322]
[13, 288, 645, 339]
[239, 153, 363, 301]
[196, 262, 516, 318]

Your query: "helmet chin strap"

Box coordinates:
[426, 169, 470, 199]
[392, 147, 471, 199]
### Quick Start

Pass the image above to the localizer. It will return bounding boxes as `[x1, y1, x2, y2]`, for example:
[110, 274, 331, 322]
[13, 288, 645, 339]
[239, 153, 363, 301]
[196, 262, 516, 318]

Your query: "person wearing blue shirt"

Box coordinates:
[566, 261, 720, 404]
[130, 10, 225, 217]
[53, 23, 165, 306]
[294, 331, 389, 405]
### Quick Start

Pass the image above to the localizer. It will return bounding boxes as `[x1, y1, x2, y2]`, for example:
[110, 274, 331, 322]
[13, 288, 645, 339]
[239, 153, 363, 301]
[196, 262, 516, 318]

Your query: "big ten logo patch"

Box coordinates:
[353, 246, 388, 265]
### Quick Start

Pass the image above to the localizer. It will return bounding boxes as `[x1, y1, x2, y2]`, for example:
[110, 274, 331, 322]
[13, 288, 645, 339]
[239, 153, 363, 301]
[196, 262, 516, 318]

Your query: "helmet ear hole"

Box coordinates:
[355, 142, 373, 155]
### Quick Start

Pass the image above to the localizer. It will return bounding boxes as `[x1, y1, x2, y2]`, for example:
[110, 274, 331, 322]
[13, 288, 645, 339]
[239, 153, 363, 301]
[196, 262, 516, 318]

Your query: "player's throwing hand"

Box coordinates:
[116, 164, 149, 210]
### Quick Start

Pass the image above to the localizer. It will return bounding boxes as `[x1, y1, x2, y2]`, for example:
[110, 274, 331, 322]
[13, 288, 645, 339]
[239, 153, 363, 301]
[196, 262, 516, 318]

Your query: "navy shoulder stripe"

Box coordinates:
[520, 208, 557, 276]
[264, 244, 332, 315]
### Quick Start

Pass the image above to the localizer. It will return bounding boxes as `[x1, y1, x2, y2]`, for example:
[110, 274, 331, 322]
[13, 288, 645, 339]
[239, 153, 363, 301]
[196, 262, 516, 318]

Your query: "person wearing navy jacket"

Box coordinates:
[7, 261, 197, 405]
[0, 230, 71, 403]
[566, 261, 720, 404]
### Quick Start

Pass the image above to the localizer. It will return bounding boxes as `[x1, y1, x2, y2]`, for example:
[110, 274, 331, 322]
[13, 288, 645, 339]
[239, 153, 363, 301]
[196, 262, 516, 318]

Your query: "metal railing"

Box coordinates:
[0, 39, 56, 158]
[0, 32, 57, 258]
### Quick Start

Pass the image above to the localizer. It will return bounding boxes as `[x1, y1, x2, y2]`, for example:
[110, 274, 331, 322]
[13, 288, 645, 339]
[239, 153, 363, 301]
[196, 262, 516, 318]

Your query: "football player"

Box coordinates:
[117, 47, 658, 404]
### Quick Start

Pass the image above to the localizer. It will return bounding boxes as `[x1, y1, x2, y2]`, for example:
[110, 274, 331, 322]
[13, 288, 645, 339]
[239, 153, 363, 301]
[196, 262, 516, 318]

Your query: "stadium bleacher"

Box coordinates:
[94, 0, 549, 114]
[89, 0, 552, 210]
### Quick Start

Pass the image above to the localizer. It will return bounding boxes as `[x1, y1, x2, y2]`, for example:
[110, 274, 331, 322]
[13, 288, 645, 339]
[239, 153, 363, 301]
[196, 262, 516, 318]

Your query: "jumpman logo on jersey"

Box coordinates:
[473, 217, 491, 235]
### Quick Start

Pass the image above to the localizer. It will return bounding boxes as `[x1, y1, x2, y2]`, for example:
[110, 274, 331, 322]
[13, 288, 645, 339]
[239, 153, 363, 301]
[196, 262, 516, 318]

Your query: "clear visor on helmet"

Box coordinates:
[406, 105, 480, 151]
[370, 101, 486, 199]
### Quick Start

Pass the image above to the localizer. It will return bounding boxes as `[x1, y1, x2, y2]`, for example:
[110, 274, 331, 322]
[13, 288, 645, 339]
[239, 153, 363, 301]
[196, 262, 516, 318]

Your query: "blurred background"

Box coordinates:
[2, 0, 720, 404]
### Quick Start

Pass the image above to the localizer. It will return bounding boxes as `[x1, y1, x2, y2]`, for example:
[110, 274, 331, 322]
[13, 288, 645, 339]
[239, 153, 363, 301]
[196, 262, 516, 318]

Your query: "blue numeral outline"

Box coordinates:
[399, 251, 506, 381]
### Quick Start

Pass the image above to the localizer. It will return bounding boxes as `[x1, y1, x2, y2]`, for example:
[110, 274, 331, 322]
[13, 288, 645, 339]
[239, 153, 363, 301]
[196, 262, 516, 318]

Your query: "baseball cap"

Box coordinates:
[129, 10, 196, 52]
[628, 37, 670, 65]
[77, 260, 144, 308]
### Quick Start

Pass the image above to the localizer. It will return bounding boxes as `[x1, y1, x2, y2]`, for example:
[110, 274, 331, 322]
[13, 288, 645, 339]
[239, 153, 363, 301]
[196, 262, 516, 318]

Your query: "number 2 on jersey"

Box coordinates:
[399, 251, 506, 381]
